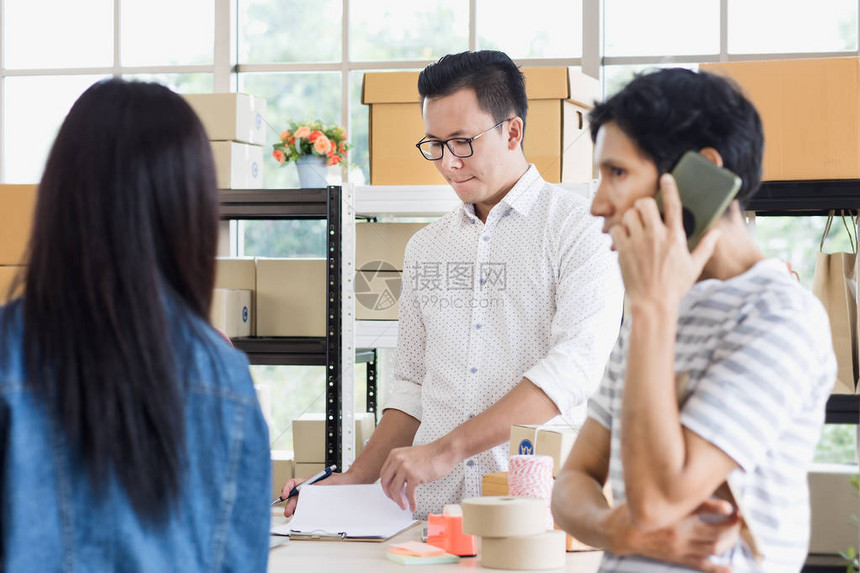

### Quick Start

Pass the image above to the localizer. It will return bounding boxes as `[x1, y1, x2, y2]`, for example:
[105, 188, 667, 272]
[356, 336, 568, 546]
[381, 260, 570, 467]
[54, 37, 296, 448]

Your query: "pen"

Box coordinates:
[271, 464, 337, 505]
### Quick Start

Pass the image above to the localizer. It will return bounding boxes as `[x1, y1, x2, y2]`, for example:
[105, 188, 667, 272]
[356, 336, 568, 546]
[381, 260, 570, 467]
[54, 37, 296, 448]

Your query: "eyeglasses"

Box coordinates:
[415, 117, 514, 161]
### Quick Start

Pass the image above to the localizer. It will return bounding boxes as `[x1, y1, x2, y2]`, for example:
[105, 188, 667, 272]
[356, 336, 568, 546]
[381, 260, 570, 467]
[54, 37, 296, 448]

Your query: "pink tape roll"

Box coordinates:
[508, 454, 554, 528]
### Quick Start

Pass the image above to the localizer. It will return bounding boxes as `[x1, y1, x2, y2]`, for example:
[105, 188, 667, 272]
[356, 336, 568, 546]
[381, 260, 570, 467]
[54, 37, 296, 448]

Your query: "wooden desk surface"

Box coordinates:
[267, 515, 603, 573]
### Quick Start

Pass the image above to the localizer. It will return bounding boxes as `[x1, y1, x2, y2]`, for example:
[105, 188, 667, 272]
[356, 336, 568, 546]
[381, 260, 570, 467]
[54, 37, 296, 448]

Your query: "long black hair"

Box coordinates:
[21, 78, 218, 521]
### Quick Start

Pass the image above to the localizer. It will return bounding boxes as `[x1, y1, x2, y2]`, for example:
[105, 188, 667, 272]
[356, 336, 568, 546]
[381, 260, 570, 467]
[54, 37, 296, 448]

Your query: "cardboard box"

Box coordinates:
[215, 258, 257, 335]
[256, 258, 326, 337]
[271, 451, 294, 499]
[702, 58, 860, 180]
[481, 471, 509, 497]
[182, 93, 268, 146]
[293, 412, 377, 463]
[361, 68, 598, 185]
[0, 265, 25, 304]
[211, 141, 264, 189]
[356, 222, 426, 271]
[0, 184, 38, 265]
[510, 424, 579, 478]
[355, 270, 401, 320]
[808, 464, 859, 554]
[210, 288, 252, 338]
[294, 462, 326, 480]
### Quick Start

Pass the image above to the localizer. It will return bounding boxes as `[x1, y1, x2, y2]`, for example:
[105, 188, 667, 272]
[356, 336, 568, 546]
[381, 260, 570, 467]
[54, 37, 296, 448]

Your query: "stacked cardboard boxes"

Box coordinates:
[355, 222, 426, 320]
[214, 258, 258, 336]
[702, 57, 860, 180]
[0, 184, 37, 304]
[182, 93, 267, 189]
[213, 257, 334, 337]
[292, 412, 377, 478]
[362, 67, 598, 185]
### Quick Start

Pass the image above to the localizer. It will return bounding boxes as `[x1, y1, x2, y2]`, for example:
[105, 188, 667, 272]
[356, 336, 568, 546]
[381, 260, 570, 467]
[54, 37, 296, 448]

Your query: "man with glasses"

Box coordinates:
[279, 50, 623, 519]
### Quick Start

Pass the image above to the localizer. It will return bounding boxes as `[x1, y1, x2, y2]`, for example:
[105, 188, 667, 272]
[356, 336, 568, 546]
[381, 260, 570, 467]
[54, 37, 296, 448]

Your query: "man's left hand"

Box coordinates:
[379, 441, 457, 512]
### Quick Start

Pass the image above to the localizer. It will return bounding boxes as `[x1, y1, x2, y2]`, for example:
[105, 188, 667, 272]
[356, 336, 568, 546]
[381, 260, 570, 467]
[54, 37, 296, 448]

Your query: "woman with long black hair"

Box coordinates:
[0, 78, 270, 571]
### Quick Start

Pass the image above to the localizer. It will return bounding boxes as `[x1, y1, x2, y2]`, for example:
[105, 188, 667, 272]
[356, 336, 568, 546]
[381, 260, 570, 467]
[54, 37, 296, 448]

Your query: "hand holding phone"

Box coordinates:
[656, 151, 742, 250]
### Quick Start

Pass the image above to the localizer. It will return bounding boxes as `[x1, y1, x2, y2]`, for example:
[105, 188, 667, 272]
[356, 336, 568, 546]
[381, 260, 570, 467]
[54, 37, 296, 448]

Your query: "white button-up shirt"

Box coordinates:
[385, 166, 623, 518]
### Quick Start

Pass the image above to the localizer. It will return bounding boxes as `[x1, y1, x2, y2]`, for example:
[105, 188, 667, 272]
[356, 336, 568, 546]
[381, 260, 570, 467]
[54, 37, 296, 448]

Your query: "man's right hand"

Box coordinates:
[279, 471, 358, 517]
[605, 499, 740, 573]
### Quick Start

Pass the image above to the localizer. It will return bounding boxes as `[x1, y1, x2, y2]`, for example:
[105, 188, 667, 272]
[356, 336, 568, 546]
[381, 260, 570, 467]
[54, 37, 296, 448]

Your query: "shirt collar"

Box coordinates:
[458, 164, 544, 223]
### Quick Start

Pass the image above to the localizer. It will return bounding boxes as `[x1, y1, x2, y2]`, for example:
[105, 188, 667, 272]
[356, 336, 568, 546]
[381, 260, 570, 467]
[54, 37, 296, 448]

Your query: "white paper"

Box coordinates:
[270, 483, 417, 539]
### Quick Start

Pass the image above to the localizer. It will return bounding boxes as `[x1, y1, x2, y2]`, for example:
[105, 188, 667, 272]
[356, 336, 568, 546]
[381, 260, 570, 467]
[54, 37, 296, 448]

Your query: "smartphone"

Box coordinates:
[656, 151, 742, 250]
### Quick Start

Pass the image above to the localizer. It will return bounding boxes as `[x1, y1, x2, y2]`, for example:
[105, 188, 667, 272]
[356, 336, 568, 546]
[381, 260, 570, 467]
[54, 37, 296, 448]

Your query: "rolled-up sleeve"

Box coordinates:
[383, 239, 425, 421]
[523, 212, 623, 425]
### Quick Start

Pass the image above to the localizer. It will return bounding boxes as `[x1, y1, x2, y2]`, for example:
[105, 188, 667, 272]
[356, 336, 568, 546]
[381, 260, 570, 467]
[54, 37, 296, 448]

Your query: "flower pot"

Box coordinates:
[295, 155, 328, 188]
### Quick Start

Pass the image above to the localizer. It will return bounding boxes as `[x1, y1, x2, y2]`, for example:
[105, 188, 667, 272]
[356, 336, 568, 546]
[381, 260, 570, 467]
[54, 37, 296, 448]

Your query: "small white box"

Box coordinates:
[808, 464, 859, 554]
[510, 424, 579, 478]
[210, 288, 252, 338]
[183, 93, 268, 145]
[215, 258, 257, 335]
[211, 141, 263, 189]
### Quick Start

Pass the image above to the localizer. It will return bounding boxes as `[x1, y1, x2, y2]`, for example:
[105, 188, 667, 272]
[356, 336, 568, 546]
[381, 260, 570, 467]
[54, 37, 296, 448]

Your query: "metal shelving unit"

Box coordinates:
[751, 180, 860, 426]
[219, 185, 370, 470]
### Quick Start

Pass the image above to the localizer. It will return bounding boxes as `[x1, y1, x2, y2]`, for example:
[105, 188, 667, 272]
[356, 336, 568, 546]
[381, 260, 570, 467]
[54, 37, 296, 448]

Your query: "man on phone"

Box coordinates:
[551, 68, 835, 572]
[280, 50, 624, 519]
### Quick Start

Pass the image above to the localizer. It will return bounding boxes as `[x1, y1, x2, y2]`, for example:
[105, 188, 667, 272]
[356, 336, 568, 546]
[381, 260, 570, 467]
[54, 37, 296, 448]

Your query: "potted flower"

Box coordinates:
[272, 119, 350, 188]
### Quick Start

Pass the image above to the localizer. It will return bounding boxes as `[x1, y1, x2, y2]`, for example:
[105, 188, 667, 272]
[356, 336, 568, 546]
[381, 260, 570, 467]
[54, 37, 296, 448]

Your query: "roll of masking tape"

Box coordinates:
[461, 496, 546, 537]
[480, 530, 566, 570]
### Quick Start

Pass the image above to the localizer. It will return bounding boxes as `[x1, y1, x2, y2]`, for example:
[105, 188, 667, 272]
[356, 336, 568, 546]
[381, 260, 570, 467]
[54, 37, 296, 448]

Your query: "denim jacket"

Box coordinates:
[0, 300, 271, 572]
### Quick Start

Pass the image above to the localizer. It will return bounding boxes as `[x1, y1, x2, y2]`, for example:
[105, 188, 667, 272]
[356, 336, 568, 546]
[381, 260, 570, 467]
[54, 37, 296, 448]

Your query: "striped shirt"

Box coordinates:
[589, 259, 836, 573]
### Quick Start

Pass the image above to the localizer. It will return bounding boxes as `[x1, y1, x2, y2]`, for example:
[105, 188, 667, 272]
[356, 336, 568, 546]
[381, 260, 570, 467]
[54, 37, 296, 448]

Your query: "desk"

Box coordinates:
[268, 517, 603, 573]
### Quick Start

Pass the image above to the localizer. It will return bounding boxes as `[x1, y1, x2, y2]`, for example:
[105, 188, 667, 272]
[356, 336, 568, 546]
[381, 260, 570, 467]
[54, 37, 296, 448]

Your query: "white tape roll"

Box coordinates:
[461, 496, 546, 537]
[480, 530, 566, 570]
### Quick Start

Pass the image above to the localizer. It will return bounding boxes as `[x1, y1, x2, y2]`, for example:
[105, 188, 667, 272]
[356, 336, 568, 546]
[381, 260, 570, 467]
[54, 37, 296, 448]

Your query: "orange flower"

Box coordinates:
[308, 130, 324, 142]
[313, 135, 332, 155]
[272, 149, 286, 164]
[294, 126, 311, 138]
[329, 154, 342, 166]
[280, 130, 291, 142]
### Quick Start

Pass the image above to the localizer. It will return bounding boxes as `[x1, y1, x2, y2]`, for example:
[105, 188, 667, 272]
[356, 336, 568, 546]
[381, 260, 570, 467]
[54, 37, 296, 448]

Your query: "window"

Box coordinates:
[2, 0, 858, 461]
[349, 1, 468, 61]
[0, 0, 218, 183]
[728, 0, 858, 54]
[604, 0, 719, 57]
[477, 0, 582, 59]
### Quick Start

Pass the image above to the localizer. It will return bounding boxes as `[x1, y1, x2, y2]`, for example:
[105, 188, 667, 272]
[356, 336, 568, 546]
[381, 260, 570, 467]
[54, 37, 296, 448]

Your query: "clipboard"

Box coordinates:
[287, 522, 421, 542]
[270, 483, 419, 542]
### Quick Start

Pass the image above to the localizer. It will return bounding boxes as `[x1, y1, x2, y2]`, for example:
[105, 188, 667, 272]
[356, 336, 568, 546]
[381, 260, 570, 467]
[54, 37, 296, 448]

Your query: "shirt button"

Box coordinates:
[505, 211, 511, 217]
[468, 414, 475, 419]
[466, 460, 475, 467]
[475, 323, 482, 329]
[479, 278, 486, 285]
[470, 367, 477, 374]
[482, 236, 490, 242]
